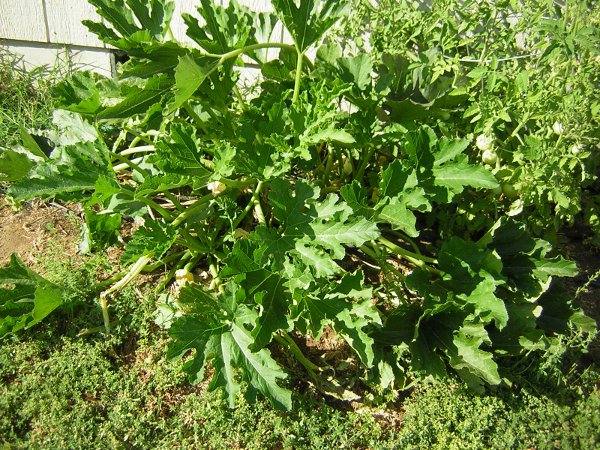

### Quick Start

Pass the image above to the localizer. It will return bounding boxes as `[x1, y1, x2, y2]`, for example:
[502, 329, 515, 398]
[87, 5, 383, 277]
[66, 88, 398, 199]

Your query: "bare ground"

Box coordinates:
[0, 197, 81, 265]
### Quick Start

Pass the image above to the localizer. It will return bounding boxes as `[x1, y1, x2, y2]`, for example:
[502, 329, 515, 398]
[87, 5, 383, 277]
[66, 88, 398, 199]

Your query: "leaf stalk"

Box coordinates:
[292, 50, 304, 104]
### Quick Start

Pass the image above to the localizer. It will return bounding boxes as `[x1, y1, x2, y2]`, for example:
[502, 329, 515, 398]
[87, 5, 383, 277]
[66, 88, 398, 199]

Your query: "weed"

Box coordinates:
[0, 49, 61, 148]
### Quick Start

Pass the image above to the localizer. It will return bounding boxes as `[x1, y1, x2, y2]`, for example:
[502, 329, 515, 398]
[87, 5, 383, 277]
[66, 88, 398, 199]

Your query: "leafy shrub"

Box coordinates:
[0, 50, 59, 150]
[0, 0, 596, 410]
[342, 0, 600, 240]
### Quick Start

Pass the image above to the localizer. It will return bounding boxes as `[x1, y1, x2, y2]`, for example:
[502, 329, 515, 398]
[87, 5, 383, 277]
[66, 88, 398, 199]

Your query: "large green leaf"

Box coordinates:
[126, 0, 175, 38]
[0, 148, 35, 182]
[168, 283, 292, 410]
[154, 123, 212, 180]
[98, 75, 173, 120]
[222, 240, 293, 350]
[260, 179, 379, 276]
[272, 0, 350, 52]
[53, 71, 103, 115]
[378, 200, 419, 237]
[184, 0, 252, 54]
[433, 161, 500, 190]
[244, 270, 293, 350]
[121, 219, 177, 264]
[374, 162, 430, 236]
[448, 321, 502, 391]
[8, 113, 114, 202]
[86, 0, 138, 38]
[293, 271, 374, 339]
[481, 219, 578, 302]
[80, 208, 122, 254]
[171, 55, 219, 111]
[84, 0, 174, 43]
[0, 254, 66, 338]
[340, 181, 373, 218]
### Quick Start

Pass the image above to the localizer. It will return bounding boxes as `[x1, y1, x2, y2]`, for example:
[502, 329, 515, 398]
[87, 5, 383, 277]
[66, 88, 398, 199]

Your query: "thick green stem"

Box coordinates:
[386, 229, 423, 255]
[129, 136, 142, 148]
[171, 193, 213, 226]
[112, 157, 143, 172]
[124, 128, 157, 145]
[163, 191, 184, 212]
[274, 333, 324, 376]
[99, 295, 111, 333]
[254, 200, 266, 225]
[232, 181, 265, 229]
[138, 196, 174, 221]
[92, 251, 185, 294]
[112, 153, 149, 176]
[100, 254, 153, 333]
[207, 42, 297, 61]
[93, 272, 127, 294]
[378, 236, 437, 265]
[219, 177, 257, 189]
[233, 85, 248, 111]
[321, 149, 335, 186]
[292, 50, 304, 104]
[378, 236, 442, 276]
[155, 251, 193, 294]
[360, 245, 406, 282]
[367, 243, 407, 282]
[208, 257, 222, 292]
[359, 244, 380, 265]
[354, 146, 376, 182]
[112, 129, 127, 153]
[119, 145, 155, 156]
[104, 254, 154, 296]
[146, 251, 188, 271]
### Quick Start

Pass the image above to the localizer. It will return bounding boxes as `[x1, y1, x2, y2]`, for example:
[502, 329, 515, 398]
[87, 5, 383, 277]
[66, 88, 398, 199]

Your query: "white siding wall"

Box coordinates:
[0, 0, 113, 75]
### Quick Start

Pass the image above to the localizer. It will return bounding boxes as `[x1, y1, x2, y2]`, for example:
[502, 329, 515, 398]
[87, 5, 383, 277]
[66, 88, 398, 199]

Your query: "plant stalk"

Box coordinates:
[232, 181, 265, 229]
[138, 196, 174, 222]
[100, 254, 153, 332]
[274, 333, 324, 377]
[377, 236, 441, 275]
[171, 193, 214, 226]
[354, 146, 376, 182]
[118, 145, 155, 156]
[232, 85, 248, 111]
[292, 50, 304, 104]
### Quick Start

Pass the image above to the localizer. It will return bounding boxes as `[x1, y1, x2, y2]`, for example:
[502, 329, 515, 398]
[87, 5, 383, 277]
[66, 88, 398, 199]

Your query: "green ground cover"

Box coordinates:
[0, 239, 597, 448]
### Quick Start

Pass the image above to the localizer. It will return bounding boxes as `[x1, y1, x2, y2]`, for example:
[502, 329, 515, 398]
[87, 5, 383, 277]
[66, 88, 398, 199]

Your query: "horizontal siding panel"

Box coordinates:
[0, 0, 47, 42]
[1, 40, 114, 77]
[45, 0, 105, 47]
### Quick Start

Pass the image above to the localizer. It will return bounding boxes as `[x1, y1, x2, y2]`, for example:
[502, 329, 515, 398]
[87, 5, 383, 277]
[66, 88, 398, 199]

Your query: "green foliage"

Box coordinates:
[0, 50, 59, 154]
[0, 254, 67, 338]
[344, 0, 600, 241]
[168, 283, 292, 409]
[396, 373, 600, 449]
[0, 336, 395, 448]
[272, 0, 350, 52]
[0, 0, 597, 411]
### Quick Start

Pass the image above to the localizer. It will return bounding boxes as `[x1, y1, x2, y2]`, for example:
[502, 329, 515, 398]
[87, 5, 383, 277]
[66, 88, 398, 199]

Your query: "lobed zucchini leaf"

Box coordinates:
[167, 283, 292, 410]
[0, 254, 68, 338]
[272, 0, 350, 52]
[7, 112, 115, 203]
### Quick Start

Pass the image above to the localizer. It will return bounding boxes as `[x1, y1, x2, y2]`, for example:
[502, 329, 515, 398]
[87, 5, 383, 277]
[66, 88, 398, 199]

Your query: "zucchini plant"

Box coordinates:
[0, 0, 595, 410]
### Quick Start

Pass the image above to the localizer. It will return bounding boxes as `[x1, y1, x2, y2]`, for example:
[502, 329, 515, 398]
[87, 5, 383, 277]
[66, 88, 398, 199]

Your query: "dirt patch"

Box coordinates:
[0, 196, 81, 265]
